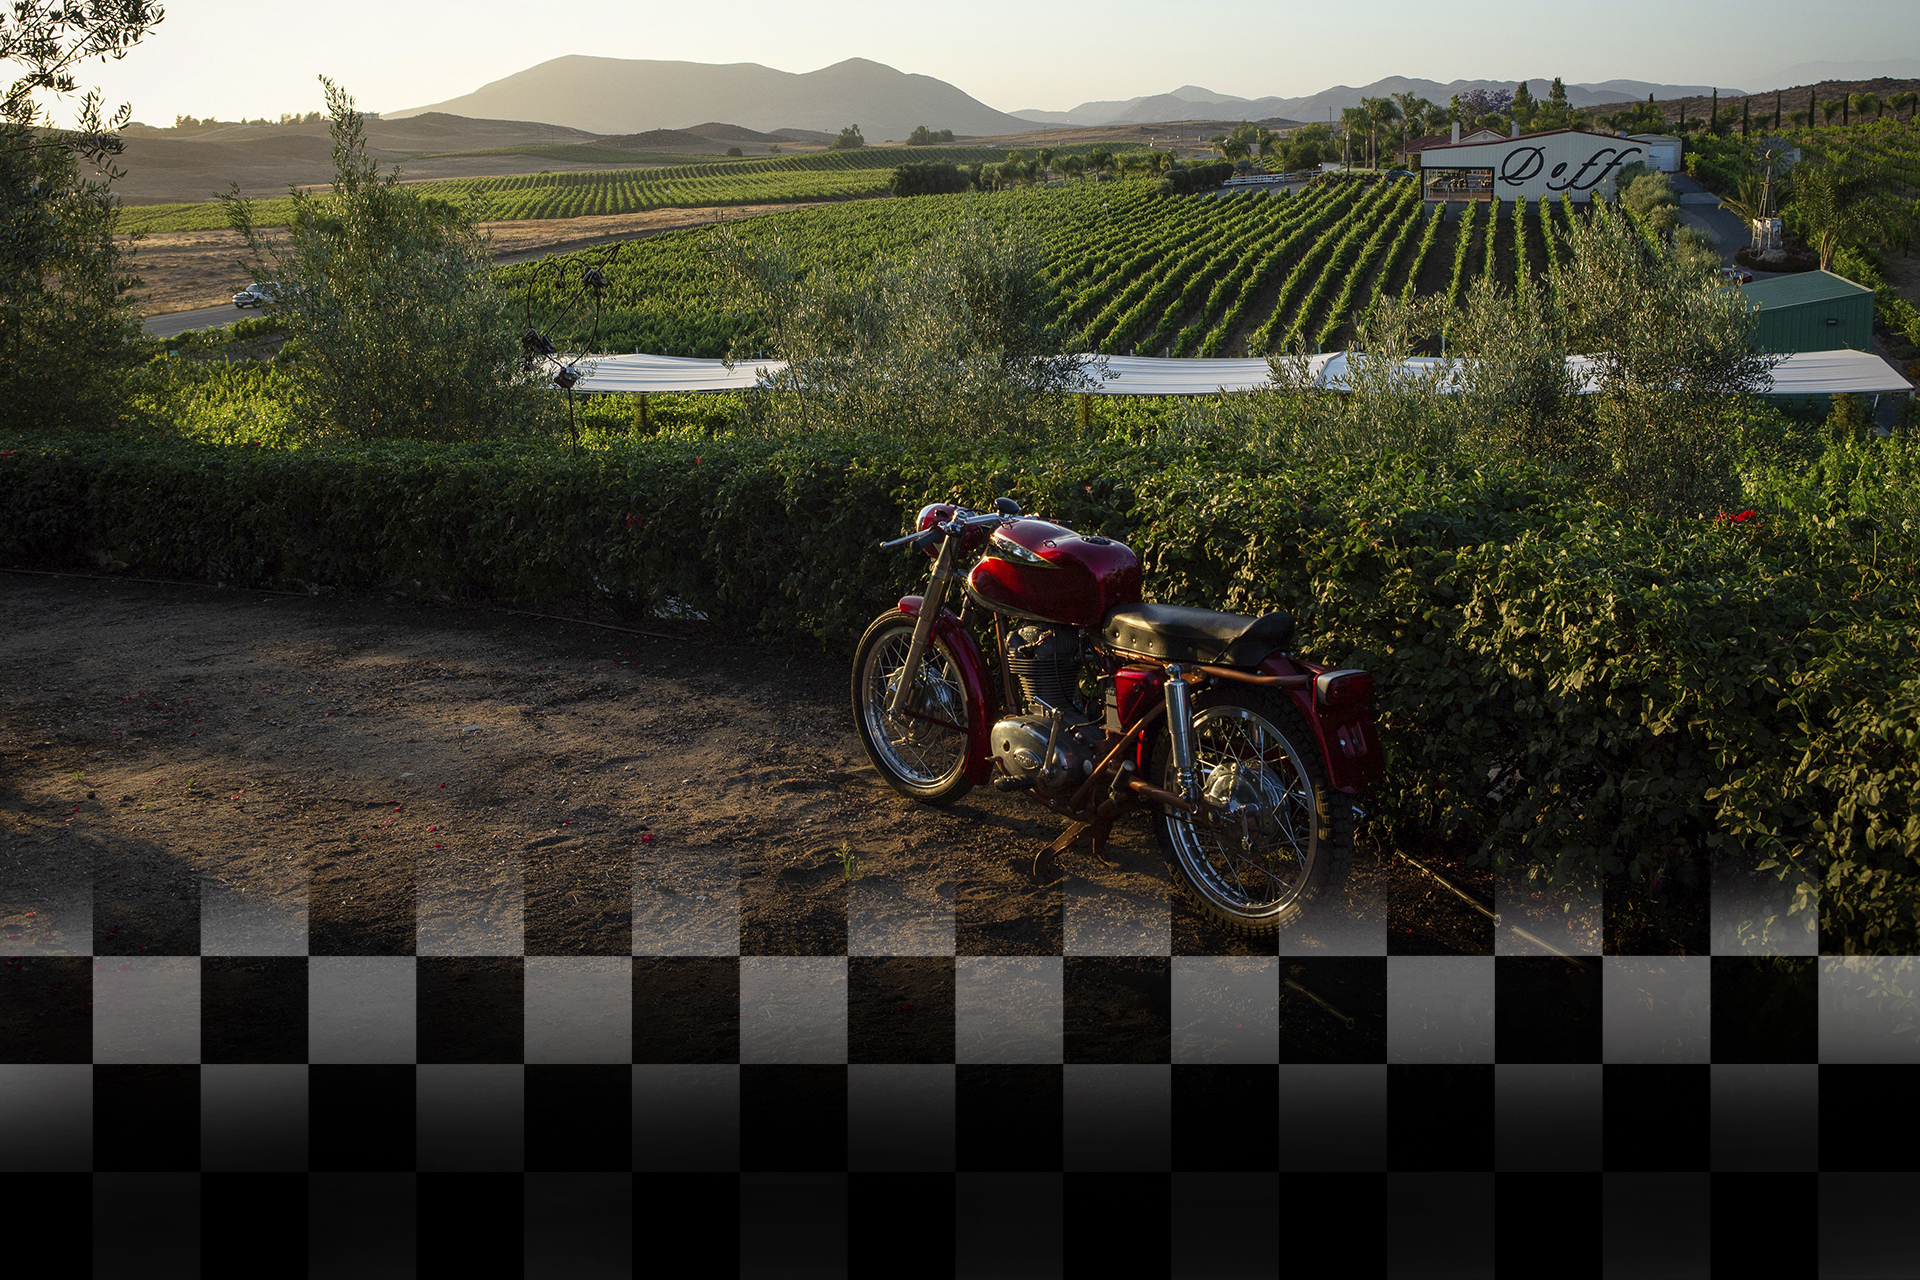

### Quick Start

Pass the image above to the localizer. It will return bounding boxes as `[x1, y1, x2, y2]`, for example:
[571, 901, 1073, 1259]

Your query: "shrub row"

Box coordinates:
[2, 430, 1914, 949]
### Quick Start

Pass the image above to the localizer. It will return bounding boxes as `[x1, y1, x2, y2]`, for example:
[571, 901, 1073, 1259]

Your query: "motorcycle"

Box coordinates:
[851, 497, 1384, 938]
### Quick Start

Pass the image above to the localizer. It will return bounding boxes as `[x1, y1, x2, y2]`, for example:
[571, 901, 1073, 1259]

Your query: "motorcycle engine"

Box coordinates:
[992, 627, 1103, 793]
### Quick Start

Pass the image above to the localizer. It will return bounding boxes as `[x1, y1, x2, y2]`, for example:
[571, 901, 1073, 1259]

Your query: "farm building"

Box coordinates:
[1418, 126, 1652, 203]
[1626, 134, 1682, 173]
[1738, 271, 1876, 353]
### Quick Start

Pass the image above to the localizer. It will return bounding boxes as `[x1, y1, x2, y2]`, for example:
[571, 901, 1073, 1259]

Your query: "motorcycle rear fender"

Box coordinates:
[1258, 654, 1384, 794]
[896, 596, 995, 785]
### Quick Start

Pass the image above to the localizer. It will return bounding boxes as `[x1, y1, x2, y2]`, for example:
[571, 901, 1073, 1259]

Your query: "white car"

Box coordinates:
[232, 282, 289, 309]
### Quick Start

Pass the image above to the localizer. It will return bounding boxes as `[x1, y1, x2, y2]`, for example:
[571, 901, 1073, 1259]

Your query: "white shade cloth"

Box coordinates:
[569, 349, 1914, 397]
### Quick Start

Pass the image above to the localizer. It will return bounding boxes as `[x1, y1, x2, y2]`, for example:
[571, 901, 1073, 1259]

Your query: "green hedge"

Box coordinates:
[3, 429, 1915, 949]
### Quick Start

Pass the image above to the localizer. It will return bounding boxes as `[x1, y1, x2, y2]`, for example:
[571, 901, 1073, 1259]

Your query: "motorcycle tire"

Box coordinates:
[1146, 684, 1352, 938]
[851, 611, 974, 805]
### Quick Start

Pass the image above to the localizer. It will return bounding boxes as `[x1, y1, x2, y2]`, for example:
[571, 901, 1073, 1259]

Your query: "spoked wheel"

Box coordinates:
[1147, 686, 1351, 938]
[851, 612, 974, 804]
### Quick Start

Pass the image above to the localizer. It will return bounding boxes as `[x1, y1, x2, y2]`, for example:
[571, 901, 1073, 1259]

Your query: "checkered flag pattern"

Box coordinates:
[6, 806, 1917, 1280]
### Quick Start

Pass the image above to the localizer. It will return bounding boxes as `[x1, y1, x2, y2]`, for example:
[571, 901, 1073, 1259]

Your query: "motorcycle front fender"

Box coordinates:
[896, 595, 996, 785]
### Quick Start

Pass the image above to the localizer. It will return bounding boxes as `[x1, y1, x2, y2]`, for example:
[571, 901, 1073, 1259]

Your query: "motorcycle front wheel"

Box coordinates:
[1146, 686, 1352, 938]
[851, 611, 974, 804]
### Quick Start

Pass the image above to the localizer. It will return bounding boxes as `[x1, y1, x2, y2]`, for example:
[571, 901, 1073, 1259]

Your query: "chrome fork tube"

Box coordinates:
[887, 533, 958, 715]
[1164, 664, 1199, 801]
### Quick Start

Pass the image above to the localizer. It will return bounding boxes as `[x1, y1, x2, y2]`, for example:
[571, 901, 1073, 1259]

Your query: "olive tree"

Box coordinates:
[706, 215, 1104, 439]
[1, 0, 163, 430]
[223, 77, 549, 441]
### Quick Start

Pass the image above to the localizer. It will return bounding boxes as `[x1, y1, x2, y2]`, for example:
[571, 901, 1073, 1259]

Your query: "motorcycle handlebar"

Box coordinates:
[877, 507, 1015, 552]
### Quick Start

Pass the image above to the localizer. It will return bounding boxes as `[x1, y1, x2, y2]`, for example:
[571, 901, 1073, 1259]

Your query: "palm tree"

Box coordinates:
[1822, 100, 1844, 125]
[1037, 147, 1057, 179]
[1391, 92, 1434, 141]
[1792, 163, 1876, 269]
[1339, 105, 1367, 168]
[1893, 91, 1920, 124]
[1361, 96, 1401, 169]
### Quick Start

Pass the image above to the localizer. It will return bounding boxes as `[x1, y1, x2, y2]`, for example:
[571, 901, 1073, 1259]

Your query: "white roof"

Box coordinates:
[570, 349, 1913, 397]
[1762, 348, 1915, 396]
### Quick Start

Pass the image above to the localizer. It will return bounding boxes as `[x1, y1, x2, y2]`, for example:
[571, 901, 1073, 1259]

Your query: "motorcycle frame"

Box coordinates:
[891, 528, 1382, 824]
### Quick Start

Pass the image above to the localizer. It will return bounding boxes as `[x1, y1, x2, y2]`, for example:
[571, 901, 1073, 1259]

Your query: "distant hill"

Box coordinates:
[388, 56, 1042, 142]
[1014, 78, 1745, 127]
[1759, 58, 1920, 87]
[1573, 75, 1920, 132]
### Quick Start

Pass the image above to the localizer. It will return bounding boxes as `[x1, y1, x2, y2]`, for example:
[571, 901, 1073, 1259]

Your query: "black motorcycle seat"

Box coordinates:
[1099, 603, 1295, 667]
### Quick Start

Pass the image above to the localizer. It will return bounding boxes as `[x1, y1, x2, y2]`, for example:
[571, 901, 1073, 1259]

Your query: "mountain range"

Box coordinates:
[388, 56, 1037, 142]
[1009, 78, 1745, 128]
[386, 56, 1918, 142]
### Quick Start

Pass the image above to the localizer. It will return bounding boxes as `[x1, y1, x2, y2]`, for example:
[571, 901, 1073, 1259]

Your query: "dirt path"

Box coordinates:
[0, 573, 1510, 997]
[124, 202, 848, 317]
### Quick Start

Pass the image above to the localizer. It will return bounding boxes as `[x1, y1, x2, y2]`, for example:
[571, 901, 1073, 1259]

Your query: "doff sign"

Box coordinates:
[1422, 129, 1647, 203]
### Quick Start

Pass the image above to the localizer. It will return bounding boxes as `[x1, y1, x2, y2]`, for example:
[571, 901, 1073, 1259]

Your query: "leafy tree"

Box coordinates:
[705, 218, 1101, 439]
[1529, 78, 1581, 131]
[725, 146, 742, 157]
[221, 78, 546, 442]
[1621, 168, 1680, 231]
[832, 123, 864, 150]
[2, 0, 165, 430]
[1512, 80, 1537, 130]
[1788, 161, 1915, 271]
[1280, 122, 1331, 172]
[1215, 121, 1259, 162]
[906, 125, 953, 146]
[1360, 96, 1400, 167]
[889, 162, 969, 196]
[1606, 95, 1666, 135]
[1392, 91, 1435, 139]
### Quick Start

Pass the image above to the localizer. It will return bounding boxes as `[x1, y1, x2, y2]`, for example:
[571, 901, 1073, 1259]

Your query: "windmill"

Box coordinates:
[518, 243, 624, 453]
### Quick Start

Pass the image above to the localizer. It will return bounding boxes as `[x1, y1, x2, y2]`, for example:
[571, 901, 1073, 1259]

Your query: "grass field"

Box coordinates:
[117, 144, 1144, 234]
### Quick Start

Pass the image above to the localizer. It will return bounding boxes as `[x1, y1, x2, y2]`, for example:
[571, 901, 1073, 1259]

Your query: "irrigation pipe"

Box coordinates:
[1284, 977, 1355, 1028]
[1391, 848, 1593, 970]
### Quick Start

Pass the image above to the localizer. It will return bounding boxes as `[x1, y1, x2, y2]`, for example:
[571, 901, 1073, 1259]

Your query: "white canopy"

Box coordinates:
[570, 349, 1914, 397]
[565, 353, 789, 393]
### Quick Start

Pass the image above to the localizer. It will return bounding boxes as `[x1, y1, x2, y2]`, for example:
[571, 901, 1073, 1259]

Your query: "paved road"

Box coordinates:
[143, 304, 252, 340]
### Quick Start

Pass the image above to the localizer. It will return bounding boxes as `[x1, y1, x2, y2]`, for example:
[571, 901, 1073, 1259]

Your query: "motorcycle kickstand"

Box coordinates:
[1030, 815, 1119, 879]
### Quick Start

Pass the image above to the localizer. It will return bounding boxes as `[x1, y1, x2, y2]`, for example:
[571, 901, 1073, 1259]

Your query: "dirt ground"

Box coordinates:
[123, 203, 841, 317]
[0, 572, 1512, 1064]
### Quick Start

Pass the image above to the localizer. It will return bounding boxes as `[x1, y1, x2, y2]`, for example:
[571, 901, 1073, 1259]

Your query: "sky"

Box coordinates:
[26, 0, 1920, 128]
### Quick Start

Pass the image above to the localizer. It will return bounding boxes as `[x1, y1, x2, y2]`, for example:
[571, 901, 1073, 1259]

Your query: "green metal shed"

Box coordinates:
[1738, 270, 1876, 353]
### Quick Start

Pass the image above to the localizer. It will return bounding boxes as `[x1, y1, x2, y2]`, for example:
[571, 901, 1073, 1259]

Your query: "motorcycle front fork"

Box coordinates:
[887, 535, 961, 715]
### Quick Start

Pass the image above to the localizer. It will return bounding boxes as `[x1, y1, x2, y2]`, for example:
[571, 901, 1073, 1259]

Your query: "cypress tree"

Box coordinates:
[1709, 88, 1718, 133]
[1808, 88, 1816, 127]
[1743, 98, 1750, 137]
[1775, 92, 1782, 128]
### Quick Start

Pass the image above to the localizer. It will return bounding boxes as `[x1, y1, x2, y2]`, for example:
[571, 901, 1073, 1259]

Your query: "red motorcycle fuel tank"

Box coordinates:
[965, 519, 1142, 628]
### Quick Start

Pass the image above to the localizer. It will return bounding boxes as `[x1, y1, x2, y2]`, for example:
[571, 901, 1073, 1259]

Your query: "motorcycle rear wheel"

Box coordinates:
[851, 611, 974, 804]
[1147, 685, 1351, 938]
